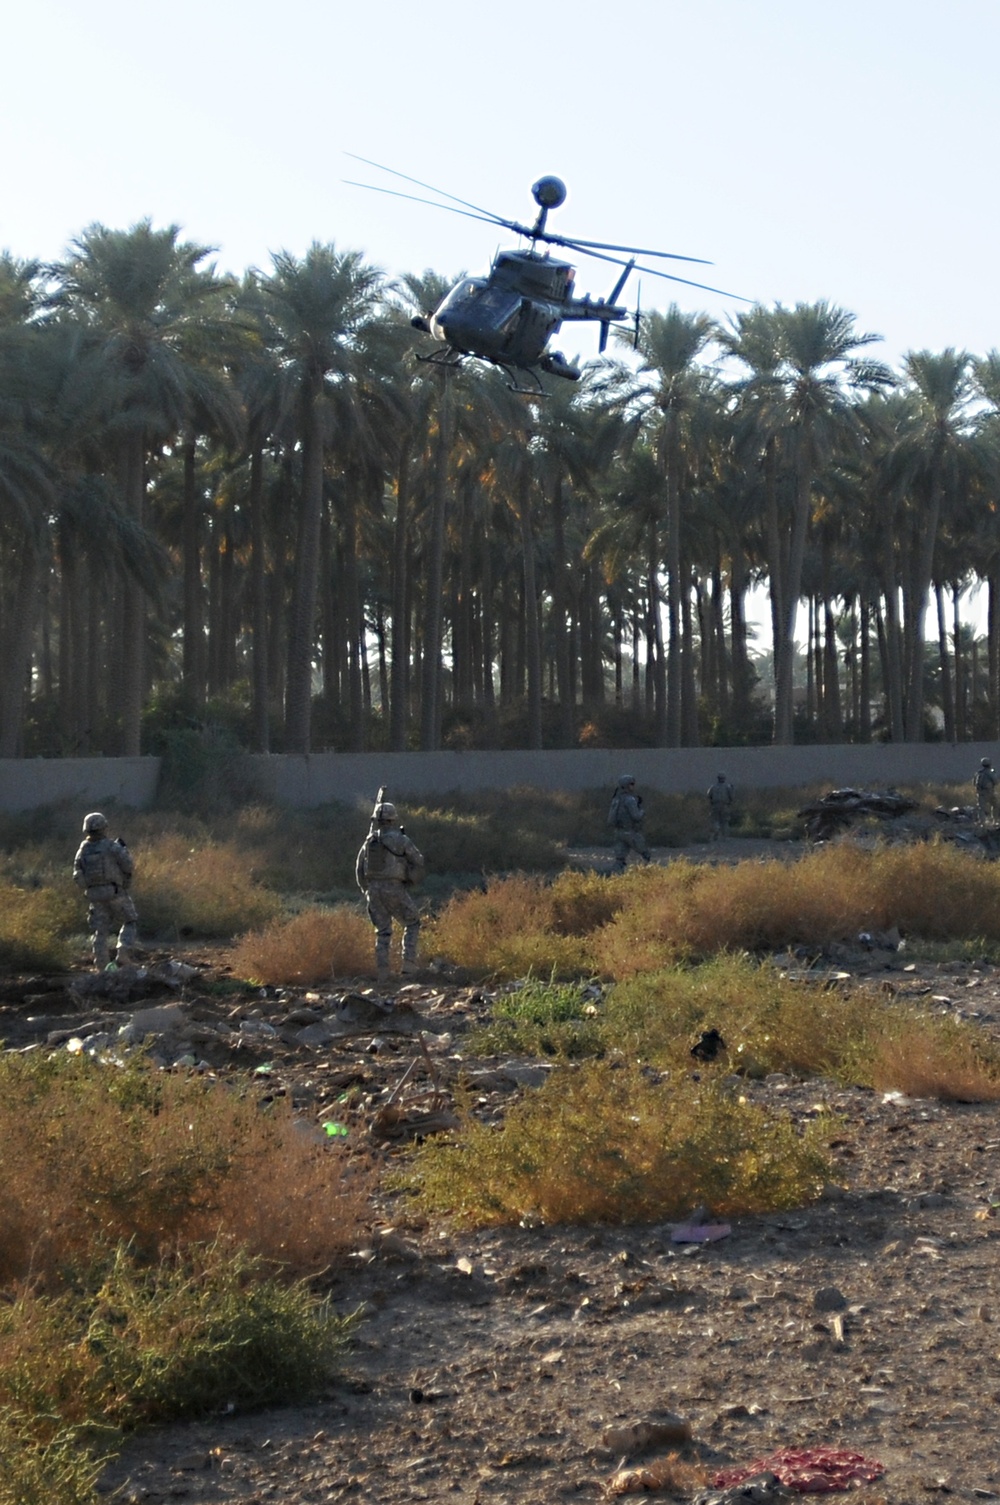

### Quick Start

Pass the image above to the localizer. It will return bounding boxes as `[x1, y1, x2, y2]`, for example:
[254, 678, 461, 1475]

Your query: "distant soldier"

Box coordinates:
[974, 758, 997, 824]
[608, 775, 651, 873]
[356, 797, 425, 986]
[72, 812, 138, 968]
[707, 772, 735, 840]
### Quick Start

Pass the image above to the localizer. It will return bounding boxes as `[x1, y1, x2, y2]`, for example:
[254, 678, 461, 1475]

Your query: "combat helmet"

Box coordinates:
[374, 801, 399, 825]
[82, 812, 108, 835]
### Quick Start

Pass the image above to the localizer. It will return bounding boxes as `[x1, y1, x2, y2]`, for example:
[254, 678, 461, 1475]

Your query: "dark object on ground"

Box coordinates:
[691, 1027, 727, 1062]
[797, 788, 918, 842]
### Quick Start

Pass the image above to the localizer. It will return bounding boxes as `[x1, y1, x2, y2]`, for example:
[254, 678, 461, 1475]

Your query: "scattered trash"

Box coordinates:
[713, 1446, 885, 1493]
[253, 1062, 274, 1076]
[322, 1121, 349, 1137]
[671, 1223, 731, 1243]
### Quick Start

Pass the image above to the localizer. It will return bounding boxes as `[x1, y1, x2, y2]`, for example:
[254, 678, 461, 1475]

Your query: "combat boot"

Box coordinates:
[377, 964, 392, 987]
[400, 957, 419, 975]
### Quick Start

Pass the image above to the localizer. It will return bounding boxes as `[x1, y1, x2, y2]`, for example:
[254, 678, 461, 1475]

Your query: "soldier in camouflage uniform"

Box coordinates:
[707, 772, 735, 840]
[974, 758, 997, 824]
[608, 775, 651, 872]
[356, 801, 425, 986]
[73, 812, 138, 967]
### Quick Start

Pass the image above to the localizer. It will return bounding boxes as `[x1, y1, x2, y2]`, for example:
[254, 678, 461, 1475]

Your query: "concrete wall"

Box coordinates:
[0, 745, 996, 815]
[248, 743, 1000, 810]
[0, 757, 160, 814]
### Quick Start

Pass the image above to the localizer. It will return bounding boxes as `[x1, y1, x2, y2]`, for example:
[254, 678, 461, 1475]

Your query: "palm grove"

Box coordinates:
[2, 221, 999, 760]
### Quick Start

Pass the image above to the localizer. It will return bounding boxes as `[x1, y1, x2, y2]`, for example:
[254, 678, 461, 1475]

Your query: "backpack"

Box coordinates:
[364, 830, 407, 881]
[77, 838, 120, 890]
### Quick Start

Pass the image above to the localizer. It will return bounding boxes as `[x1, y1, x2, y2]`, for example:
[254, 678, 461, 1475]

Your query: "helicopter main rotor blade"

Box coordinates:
[548, 233, 711, 265]
[577, 242, 749, 302]
[345, 153, 514, 230]
[343, 178, 530, 235]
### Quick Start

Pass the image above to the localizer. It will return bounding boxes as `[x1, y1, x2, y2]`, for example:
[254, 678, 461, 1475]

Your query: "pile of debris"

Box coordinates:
[797, 788, 918, 843]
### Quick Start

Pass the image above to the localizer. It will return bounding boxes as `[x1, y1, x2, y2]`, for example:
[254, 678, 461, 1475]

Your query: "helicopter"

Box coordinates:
[345, 155, 744, 392]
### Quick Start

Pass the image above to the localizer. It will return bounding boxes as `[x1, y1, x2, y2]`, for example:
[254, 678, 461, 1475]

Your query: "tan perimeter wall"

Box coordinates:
[248, 743, 1000, 812]
[0, 757, 160, 814]
[1, 745, 997, 815]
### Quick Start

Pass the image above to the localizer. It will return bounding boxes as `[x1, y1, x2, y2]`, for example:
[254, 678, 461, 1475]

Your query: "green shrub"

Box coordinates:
[0, 1243, 353, 1505]
[470, 976, 604, 1058]
[406, 1062, 831, 1226]
[0, 1408, 106, 1505]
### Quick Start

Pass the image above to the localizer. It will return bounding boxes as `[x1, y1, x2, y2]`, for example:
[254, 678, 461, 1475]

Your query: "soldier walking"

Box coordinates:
[356, 794, 425, 986]
[73, 812, 138, 968]
[608, 775, 651, 872]
[974, 758, 997, 824]
[707, 772, 735, 840]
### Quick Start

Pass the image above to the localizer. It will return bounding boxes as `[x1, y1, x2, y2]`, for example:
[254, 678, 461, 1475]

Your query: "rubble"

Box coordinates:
[796, 788, 918, 842]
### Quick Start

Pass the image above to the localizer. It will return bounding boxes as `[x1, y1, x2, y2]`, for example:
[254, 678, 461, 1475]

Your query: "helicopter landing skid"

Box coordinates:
[415, 349, 465, 372]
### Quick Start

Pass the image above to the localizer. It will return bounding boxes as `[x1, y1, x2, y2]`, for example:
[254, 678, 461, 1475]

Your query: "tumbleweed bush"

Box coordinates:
[226, 903, 374, 985]
[0, 1053, 368, 1284]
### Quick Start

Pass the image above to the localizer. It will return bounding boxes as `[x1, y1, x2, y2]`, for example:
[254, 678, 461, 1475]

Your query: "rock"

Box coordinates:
[121, 1002, 188, 1041]
[812, 1285, 848, 1312]
[602, 1416, 691, 1454]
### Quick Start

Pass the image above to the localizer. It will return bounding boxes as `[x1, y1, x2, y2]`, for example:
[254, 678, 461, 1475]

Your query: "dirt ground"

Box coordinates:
[21, 837, 1000, 1505]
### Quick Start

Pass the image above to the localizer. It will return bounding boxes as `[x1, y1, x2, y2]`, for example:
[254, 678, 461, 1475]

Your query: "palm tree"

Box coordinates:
[888, 350, 979, 739]
[51, 221, 238, 753]
[633, 306, 717, 744]
[256, 244, 384, 753]
[769, 303, 891, 744]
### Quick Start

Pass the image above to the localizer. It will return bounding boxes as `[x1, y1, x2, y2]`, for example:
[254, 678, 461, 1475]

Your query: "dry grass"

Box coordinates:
[407, 1062, 831, 1227]
[0, 1054, 370, 1285]
[431, 839, 1000, 981]
[138, 833, 282, 937]
[0, 882, 77, 972]
[226, 905, 375, 986]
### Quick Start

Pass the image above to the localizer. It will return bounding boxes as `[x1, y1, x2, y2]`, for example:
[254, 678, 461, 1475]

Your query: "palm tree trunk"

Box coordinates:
[519, 451, 543, 751]
[0, 548, 42, 757]
[420, 373, 452, 750]
[935, 581, 955, 741]
[120, 431, 146, 756]
[389, 441, 411, 751]
[248, 442, 270, 752]
[285, 395, 325, 753]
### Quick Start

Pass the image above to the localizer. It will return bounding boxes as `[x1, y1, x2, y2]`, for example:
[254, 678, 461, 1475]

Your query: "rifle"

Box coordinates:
[369, 785, 388, 833]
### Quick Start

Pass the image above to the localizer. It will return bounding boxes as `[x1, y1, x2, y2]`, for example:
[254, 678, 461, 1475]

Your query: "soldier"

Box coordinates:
[974, 757, 997, 824]
[607, 774, 651, 873]
[707, 772, 735, 840]
[356, 798, 425, 986]
[72, 812, 138, 968]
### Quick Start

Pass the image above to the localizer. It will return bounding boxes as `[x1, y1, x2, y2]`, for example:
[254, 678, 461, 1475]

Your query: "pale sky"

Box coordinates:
[4, 0, 999, 372]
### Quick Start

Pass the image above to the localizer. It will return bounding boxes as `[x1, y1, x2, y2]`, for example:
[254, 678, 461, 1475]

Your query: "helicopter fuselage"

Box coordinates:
[424, 249, 626, 381]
